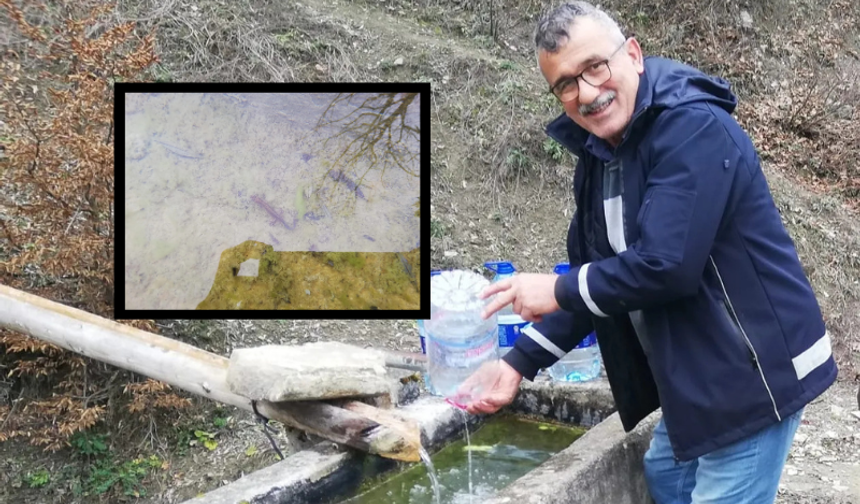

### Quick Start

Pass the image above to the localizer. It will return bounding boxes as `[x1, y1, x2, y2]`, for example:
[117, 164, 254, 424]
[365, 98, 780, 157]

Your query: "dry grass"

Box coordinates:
[120, 0, 297, 81]
[0, 0, 858, 500]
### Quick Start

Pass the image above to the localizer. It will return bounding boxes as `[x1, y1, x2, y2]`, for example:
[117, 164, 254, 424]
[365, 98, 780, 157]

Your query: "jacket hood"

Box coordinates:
[546, 56, 738, 156]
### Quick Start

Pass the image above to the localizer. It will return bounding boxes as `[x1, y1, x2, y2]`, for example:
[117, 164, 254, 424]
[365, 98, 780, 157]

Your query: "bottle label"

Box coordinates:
[428, 328, 497, 367]
[575, 332, 597, 349]
[418, 320, 427, 354]
[497, 317, 530, 348]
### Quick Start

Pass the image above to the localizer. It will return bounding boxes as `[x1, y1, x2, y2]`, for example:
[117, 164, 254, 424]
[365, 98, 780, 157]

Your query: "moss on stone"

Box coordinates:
[197, 243, 419, 310]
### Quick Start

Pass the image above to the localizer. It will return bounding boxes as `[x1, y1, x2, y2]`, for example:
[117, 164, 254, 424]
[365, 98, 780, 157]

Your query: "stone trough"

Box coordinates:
[181, 377, 659, 504]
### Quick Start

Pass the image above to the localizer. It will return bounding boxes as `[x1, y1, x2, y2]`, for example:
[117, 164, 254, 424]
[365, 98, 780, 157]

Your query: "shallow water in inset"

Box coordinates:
[343, 415, 585, 504]
[124, 93, 420, 309]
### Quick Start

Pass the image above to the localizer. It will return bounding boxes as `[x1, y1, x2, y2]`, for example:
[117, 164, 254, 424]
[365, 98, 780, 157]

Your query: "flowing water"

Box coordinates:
[342, 415, 585, 504]
[462, 410, 473, 504]
[418, 447, 442, 504]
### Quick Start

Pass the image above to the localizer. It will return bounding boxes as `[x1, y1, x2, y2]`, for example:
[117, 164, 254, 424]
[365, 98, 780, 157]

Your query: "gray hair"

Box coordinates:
[534, 2, 626, 53]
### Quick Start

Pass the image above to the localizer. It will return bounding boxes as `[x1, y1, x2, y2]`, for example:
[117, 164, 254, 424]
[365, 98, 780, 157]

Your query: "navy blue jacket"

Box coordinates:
[503, 57, 837, 460]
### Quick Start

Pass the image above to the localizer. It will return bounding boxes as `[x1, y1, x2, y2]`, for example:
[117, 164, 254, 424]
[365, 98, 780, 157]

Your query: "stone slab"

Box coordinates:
[178, 444, 359, 504]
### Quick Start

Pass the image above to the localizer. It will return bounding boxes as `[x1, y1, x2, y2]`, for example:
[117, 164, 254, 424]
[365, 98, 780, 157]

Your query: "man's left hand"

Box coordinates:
[479, 273, 560, 323]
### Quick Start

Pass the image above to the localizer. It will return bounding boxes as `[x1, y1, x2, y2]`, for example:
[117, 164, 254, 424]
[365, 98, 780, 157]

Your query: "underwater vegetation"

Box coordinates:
[328, 169, 365, 199]
[251, 194, 297, 230]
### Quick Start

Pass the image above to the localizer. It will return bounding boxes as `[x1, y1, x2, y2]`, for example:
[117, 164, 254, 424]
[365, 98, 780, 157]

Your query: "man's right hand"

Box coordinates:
[457, 359, 523, 415]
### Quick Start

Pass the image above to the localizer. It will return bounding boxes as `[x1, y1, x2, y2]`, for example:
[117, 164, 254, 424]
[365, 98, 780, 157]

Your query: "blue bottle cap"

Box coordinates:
[484, 261, 516, 275]
[553, 262, 570, 275]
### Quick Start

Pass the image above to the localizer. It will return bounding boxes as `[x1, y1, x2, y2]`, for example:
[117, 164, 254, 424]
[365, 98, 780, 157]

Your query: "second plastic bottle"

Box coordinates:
[547, 262, 602, 382]
[484, 261, 530, 357]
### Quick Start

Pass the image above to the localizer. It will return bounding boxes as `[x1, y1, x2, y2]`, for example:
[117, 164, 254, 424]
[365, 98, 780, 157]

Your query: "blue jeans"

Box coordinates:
[644, 408, 803, 504]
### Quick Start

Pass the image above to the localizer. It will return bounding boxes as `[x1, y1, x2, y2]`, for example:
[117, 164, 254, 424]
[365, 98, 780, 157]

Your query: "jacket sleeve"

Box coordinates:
[555, 105, 743, 316]
[504, 215, 595, 380]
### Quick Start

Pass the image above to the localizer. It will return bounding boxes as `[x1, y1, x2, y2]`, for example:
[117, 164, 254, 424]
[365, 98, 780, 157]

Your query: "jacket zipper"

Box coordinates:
[709, 256, 782, 422]
[618, 106, 649, 148]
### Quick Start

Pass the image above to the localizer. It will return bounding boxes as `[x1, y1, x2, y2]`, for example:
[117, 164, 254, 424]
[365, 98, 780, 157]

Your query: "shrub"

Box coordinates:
[0, 0, 183, 452]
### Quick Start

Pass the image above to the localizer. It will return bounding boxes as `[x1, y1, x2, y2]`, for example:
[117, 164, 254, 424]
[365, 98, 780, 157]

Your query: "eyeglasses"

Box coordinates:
[550, 39, 630, 103]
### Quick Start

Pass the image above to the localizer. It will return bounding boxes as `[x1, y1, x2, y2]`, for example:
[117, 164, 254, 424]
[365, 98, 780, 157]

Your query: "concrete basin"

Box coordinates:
[181, 377, 658, 504]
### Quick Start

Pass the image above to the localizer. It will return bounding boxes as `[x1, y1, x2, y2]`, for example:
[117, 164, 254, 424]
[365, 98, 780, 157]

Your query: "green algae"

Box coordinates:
[197, 242, 419, 310]
[347, 414, 586, 503]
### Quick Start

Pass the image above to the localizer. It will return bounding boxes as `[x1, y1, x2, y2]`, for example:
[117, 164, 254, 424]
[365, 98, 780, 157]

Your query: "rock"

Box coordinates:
[237, 259, 259, 277]
[226, 342, 398, 402]
[740, 10, 753, 30]
[394, 57, 404, 66]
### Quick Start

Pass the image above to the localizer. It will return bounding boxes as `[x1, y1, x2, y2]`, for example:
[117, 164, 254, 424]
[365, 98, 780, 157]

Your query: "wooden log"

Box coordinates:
[0, 284, 421, 462]
[339, 400, 421, 452]
[265, 401, 419, 462]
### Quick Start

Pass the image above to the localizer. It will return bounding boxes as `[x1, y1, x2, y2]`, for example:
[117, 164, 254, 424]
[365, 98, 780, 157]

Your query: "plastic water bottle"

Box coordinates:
[547, 262, 602, 382]
[484, 261, 529, 357]
[418, 270, 442, 395]
[425, 270, 499, 402]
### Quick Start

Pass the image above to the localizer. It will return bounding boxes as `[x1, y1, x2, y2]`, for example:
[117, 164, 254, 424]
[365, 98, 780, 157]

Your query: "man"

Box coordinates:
[461, 2, 837, 503]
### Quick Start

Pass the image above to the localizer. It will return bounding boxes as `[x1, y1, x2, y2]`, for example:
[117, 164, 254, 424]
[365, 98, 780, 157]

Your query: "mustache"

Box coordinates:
[579, 91, 616, 115]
